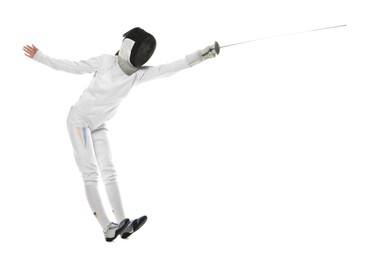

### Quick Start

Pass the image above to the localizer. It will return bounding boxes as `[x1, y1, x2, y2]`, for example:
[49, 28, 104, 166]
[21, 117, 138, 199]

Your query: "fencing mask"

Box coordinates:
[118, 27, 156, 74]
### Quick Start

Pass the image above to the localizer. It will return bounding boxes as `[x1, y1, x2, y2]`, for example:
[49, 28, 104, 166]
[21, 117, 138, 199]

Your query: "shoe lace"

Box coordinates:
[104, 223, 118, 234]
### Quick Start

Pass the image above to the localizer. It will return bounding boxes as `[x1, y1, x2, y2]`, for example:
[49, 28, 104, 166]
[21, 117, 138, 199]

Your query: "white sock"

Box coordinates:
[105, 182, 126, 223]
[85, 184, 111, 230]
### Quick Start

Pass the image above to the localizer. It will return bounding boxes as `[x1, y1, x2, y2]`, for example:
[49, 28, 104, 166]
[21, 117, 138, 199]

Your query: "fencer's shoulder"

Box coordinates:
[97, 54, 117, 67]
[100, 54, 116, 61]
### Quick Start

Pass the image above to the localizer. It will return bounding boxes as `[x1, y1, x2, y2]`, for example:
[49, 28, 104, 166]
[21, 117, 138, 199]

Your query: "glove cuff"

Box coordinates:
[185, 50, 203, 67]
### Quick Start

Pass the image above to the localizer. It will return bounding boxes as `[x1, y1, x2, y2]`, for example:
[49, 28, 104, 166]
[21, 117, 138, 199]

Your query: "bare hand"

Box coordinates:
[23, 44, 39, 59]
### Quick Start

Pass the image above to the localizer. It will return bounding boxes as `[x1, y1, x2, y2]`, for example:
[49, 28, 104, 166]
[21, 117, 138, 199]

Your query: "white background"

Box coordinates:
[0, 0, 372, 259]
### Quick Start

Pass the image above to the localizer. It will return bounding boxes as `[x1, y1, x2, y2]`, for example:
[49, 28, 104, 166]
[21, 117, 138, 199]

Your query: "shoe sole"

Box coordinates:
[121, 216, 147, 239]
[106, 219, 130, 242]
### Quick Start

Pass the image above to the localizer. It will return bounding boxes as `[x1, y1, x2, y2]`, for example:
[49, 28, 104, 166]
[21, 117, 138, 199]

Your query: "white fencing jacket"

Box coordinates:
[34, 50, 202, 129]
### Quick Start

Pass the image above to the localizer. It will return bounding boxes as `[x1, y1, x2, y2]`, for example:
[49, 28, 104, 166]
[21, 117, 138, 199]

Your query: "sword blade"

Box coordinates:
[220, 24, 346, 49]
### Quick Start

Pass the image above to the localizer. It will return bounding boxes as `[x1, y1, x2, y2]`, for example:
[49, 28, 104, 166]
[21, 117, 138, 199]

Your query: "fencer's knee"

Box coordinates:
[102, 171, 117, 185]
[97, 157, 117, 184]
[101, 167, 117, 185]
[82, 171, 100, 186]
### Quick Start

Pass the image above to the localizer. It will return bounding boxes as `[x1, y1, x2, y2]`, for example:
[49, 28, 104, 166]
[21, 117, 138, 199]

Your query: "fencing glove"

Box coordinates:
[186, 41, 220, 67]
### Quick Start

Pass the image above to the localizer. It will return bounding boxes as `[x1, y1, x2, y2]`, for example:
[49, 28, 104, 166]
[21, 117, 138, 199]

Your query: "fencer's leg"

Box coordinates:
[67, 120, 111, 231]
[92, 125, 126, 223]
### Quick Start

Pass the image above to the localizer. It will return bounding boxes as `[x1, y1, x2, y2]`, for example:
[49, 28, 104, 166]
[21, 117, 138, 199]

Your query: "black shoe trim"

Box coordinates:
[106, 219, 130, 242]
[121, 215, 147, 239]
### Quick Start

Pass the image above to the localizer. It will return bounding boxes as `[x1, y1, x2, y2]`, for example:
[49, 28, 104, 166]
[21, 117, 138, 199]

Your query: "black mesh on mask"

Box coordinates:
[131, 36, 156, 67]
[122, 27, 156, 67]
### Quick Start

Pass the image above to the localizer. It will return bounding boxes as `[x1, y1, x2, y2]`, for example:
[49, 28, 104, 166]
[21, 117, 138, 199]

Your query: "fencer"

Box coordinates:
[23, 27, 219, 242]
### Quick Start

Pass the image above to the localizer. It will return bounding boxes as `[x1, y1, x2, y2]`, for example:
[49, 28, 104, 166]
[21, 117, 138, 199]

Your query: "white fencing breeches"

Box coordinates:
[66, 107, 125, 230]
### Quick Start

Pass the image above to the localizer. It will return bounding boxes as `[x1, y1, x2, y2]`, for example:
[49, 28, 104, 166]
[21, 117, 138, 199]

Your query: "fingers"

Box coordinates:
[23, 46, 30, 52]
[23, 45, 34, 52]
[23, 46, 33, 54]
[23, 45, 37, 51]
[23, 44, 38, 58]
[23, 47, 33, 57]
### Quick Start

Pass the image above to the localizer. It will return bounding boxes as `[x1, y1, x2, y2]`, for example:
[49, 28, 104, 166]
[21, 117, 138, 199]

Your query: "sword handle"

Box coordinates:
[201, 41, 220, 58]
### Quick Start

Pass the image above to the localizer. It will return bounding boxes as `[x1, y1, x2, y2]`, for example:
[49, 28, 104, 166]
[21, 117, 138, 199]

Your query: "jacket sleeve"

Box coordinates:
[135, 50, 202, 84]
[33, 50, 102, 74]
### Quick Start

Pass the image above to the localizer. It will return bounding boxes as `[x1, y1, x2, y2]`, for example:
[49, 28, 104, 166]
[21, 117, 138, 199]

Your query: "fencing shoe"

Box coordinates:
[121, 215, 147, 239]
[104, 218, 130, 242]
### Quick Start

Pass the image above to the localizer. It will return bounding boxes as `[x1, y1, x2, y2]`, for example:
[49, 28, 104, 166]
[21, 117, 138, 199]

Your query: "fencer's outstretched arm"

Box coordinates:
[23, 42, 218, 79]
[23, 44, 102, 74]
[136, 42, 219, 83]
